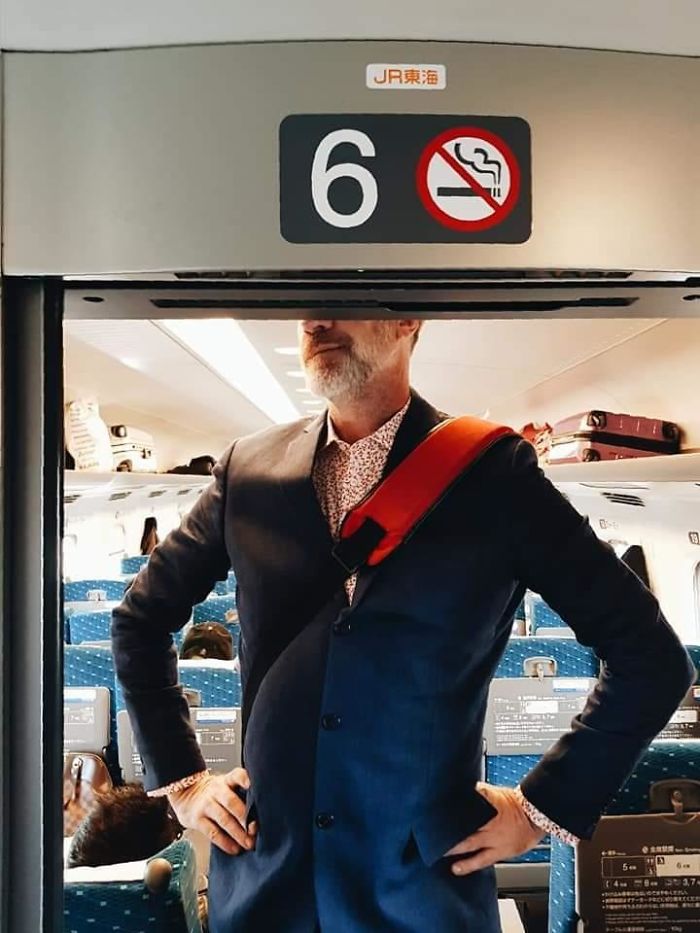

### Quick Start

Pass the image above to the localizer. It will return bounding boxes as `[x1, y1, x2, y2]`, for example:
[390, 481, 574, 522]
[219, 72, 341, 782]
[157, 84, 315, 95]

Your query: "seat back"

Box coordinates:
[69, 608, 113, 645]
[495, 637, 598, 680]
[121, 555, 150, 574]
[64, 644, 120, 781]
[64, 579, 128, 602]
[524, 592, 573, 638]
[64, 686, 111, 755]
[193, 593, 237, 624]
[63, 838, 202, 933]
[686, 644, 700, 681]
[655, 644, 700, 741]
[489, 635, 598, 790]
[177, 659, 241, 708]
[489, 637, 599, 888]
[118, 704, 242, 783]
[549, 741, 700, 933]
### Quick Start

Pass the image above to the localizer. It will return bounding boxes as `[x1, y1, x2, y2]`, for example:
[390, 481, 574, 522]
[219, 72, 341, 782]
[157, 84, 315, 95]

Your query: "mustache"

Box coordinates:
[303, 334, 353, 358]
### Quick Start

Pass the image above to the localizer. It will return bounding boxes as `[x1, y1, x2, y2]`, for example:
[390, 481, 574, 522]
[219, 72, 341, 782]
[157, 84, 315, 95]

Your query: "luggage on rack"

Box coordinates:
[168, 455, 215, 476]
[548, 410, 681, 464]
[109, 425, 158, 473]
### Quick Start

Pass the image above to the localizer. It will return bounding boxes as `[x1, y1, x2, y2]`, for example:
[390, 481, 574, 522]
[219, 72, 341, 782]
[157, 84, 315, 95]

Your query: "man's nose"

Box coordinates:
[301, 320, 335, 335]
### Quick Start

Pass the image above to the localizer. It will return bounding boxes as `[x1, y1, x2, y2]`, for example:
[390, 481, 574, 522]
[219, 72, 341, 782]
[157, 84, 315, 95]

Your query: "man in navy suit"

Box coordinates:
[113, 319, 695, 932]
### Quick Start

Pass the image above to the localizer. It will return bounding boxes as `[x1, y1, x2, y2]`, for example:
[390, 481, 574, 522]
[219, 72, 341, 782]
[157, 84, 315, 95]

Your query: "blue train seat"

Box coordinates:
[686, 644, 700, 679]
[69, 609, 113, 645]
[121, 555, 150, 574]
[177, 659, 242, 708]
[63, 838, 202, 933]
[549, 740, 700, 933]
[64, 579, 128, 602]
[193, 593, 237, 624]
[489, 637, 599, 892]
[113, 657, 242, 715]
[524, 592, 573, 637]
[64, 644, 120, 781]
[70, 607, 187, 654]
[494, 637, 598, 680]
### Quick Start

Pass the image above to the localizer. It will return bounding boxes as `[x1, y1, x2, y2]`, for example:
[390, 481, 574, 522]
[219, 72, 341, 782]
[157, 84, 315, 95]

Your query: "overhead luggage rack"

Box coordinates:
[64, 470, 210, 512]
[544, 451, 700, 484]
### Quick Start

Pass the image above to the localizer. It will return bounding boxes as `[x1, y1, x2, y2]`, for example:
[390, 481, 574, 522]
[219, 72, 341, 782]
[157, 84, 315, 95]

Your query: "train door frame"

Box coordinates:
[5, 271, 700, 933]
[2, 278, 64, 933]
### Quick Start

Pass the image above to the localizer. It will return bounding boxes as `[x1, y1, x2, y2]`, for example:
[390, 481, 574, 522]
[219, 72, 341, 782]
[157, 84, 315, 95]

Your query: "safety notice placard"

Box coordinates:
[280, 114, 531, 244]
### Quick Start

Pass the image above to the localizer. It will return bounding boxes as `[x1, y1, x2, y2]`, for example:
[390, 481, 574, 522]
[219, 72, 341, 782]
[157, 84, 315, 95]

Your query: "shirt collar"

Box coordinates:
[323, 396, 411, 452]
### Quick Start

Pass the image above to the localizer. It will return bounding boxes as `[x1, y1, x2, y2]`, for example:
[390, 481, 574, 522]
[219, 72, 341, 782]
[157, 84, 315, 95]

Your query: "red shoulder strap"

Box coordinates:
[333, 416, 515, 573]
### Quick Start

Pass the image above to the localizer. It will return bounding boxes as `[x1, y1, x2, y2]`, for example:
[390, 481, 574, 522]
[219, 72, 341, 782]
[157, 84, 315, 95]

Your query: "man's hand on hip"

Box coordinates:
[444, 782, 545, 875]
[168, 767, 257, 856]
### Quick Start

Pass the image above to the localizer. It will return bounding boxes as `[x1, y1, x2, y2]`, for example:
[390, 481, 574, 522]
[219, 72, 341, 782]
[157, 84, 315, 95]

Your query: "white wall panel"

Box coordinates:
[1, 0, 700, 54]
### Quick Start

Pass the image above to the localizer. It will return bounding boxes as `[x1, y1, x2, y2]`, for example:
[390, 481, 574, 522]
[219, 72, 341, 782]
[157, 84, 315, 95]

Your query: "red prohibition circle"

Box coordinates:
[415, 126, 521, 232]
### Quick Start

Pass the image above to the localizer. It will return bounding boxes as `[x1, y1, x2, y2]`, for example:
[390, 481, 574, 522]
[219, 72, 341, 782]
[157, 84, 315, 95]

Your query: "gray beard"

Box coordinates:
[305, 352, 374, 403]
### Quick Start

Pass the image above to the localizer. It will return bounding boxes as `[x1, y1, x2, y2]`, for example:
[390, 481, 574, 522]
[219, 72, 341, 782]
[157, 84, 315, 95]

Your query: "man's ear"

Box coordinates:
[397, 319, 422, 340]
[397, 319, 423, 349]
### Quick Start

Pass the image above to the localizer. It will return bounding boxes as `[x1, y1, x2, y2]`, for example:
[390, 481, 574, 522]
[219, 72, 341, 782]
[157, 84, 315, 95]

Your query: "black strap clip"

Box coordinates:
[331, 517, 387, 577]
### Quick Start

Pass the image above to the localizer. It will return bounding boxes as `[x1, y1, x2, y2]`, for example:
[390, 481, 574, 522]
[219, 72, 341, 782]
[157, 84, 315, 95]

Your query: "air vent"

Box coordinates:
[108, 492, 132, 502]
[150, 297, 637, 313]
[65, 495, 81, 505]
[177, 488, 194, 496]
[148, 490, 167, 498]
[173, 269, 635, 282]
[600, 492, 646, 508]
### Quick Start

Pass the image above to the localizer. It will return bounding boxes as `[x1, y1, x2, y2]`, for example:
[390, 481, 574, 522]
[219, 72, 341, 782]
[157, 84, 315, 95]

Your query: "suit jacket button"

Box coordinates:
[321, 713, 342, 730]
[315, 812, 335, 830]
[333, 620, 351, 636]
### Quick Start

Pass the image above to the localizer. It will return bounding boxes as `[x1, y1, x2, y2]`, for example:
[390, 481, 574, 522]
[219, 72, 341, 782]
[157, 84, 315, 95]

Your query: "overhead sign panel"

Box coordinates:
[280, 114, 531, 244]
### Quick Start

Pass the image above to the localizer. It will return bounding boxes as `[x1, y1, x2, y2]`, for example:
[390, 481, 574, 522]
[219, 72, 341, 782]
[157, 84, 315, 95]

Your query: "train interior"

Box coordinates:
[2, 7, 700, 931]
[60, 302, 700, 932]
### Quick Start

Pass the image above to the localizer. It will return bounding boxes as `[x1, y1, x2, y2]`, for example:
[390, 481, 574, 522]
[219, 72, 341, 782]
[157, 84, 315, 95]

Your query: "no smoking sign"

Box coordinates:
[280, 114, 531, 244]
[416, 127, 520, 231]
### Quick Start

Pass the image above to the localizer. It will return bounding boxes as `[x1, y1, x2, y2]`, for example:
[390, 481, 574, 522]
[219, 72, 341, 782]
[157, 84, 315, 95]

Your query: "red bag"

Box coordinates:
[549, 410, 681, 464]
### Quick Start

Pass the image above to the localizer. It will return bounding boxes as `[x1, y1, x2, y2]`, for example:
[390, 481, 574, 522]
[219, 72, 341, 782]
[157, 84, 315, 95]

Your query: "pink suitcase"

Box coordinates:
[548, 410, 681, 464]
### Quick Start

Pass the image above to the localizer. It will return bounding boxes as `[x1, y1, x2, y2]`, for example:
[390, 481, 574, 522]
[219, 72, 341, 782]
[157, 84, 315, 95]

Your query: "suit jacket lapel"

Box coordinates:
[275, 413, 335, 561]
[382, 389, 446, 478]
[351, 390, 448, 609]
[273, 392, 448, 611]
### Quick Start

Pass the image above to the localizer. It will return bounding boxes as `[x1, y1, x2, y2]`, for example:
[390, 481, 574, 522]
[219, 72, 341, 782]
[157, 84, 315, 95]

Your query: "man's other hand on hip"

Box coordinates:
[444, 782, 545, 875]
[168, 767, 258, 855]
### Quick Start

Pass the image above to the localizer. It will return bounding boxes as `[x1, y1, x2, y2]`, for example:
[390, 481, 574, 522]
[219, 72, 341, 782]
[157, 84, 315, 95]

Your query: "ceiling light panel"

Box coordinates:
[159, 319, 300, 424]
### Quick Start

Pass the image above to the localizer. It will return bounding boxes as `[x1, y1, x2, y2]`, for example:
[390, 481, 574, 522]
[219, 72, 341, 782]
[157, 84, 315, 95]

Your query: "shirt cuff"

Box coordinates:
[147, 769, 210, 798]
[514, 785, 579, 846]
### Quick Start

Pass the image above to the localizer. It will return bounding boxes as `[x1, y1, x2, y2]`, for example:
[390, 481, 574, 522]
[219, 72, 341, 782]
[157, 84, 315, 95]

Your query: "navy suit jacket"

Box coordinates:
[112, 391, 695, 932]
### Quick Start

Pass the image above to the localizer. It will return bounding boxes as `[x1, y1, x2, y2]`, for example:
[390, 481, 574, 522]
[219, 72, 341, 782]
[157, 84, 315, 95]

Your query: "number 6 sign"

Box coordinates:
[279, 114, 531, 244]
[311, 129, 379, 229]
